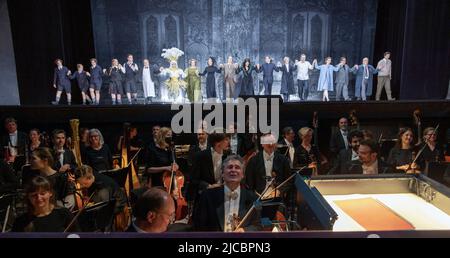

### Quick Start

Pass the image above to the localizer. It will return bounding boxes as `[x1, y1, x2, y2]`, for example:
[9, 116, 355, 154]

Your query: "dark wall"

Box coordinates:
[373, 0, 450, 100]
[7, 0, 95, 105]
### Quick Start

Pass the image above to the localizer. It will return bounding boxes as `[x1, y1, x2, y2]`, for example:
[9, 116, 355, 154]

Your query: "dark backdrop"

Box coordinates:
[7, 0, 450, 105]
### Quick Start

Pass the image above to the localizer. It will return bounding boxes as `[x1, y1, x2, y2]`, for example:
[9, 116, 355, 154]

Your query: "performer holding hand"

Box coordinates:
[51, 59, 72, 105]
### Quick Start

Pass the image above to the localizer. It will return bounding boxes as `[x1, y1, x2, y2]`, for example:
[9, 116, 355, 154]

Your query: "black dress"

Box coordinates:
[387, 147, 414, 172]
[12, 207, 79, 232]
[237, 66, 257, 96]
[200, 66, 222, 98]
[145, 145, 173, 187]
[294, 145, 321, 175]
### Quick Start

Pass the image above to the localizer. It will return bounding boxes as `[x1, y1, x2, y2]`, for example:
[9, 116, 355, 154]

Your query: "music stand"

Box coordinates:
[99, 167, 129, 188]
[77, 199, 116, 232]
[0, 192, 17, 232]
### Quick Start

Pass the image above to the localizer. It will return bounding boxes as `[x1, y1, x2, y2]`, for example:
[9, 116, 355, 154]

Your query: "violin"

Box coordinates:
[163, 142, 188, 221]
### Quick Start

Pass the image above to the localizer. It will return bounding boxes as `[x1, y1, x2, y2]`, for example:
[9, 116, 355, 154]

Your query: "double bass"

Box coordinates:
[311, 112, 328, 174]
[162, 140, 188, 221]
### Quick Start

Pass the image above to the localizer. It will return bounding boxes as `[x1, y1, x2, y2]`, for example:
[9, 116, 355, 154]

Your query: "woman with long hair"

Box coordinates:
[387, 127, 418, 173]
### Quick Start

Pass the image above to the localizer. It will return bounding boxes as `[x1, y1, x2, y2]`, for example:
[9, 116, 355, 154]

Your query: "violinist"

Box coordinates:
[73, 165, 116, 205]
[387, 127, 419, 173]
[328, 130, 364, 175]
[127, 187, 175, 233]
[145, 127, 178, 187]
[12, 176, 79, 232]
[30, 147, 75, 209]
[1, 117, 28, 171]
[417, 127, 445, 168]
[245, 133, 291, 195]
[193, 155, 259, 232]
[51, 129, 77, 173]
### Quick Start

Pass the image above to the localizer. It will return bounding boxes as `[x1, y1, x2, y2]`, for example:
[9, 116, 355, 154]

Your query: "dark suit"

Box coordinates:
[329, 129, 348, 157]
[192, 186, 259, 231]
[328, 148, 355, 175]
[190, 149, 228, 199]
[279, 64, 297, 99]
[1, 131, 28, 172]
[52, 148, 77, 172]
[0, 160, 19, 194]
[257, 63, 277, 95]
[347, 159, 394, 174]
[245, 151, 291, 195]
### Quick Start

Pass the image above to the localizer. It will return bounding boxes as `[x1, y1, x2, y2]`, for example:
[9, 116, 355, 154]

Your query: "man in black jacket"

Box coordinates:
[348, 139, 394, 174]
[193, 155, 259, 232]
[1, 117, 28, 172]
[329, 130, 364, 175]
[190, 132, 230, 200]
[51, 129, 77, 173]
[329, 117, 349, 157]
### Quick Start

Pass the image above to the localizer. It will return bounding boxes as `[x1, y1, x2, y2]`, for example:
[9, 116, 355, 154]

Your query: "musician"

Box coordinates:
[145, 127, 177, 187]
[190, 132, 230, 198]
[28, 129, 46, 153]
[1, 117, 28, 170]
[193, 155, 259, 232]
[245, 134, 291, 195]
[29, 148, 75, 209]
[117, 126, 143, 161]
[83, 129, 113, 173]
[0, 159, 19, 194]
[147, 125, 161, 151]
[279, 127, 296, 168]
[329, 130, 364, 175]
[79, 127, 90, 158]
[12, 176, 79, 232]
[329, 117, 349, 157]
[188, 128, 209, 166]
[74, 165, 125, 214]
[417, 127, 445, 168]
[348, 139, 394, 174]
[51, 129, 77, 173]
[294, 127, 322, 175]
[387, 127, 419, 173]
[128, 187, 175, 233]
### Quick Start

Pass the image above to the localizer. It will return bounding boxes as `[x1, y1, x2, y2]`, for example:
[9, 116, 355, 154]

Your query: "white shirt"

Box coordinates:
[263, 151, 274, 189]
[224, 185, 241, 232]
[230, 134, 238, 154]
[57, 148, 65, 167]
[285, 64, 289, 73]
[295, 61, 313, 80]
[284, 138, 295, 168]
[362, 160, 379, 175]
[9, 131, 18, 147]
[198, 140, 208, 151]
[340, 130, 349, 149]
[211, 148, 223, 184]
[143, 66, 152, 82]
[351, 149, 359, 161]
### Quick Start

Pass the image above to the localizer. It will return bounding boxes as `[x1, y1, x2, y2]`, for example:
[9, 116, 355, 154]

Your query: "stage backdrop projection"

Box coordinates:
[91, 0, 378, 101]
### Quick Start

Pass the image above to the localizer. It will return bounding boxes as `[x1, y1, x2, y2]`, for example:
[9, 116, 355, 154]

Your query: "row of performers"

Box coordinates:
[51, 52, 394, 105]
[2, 119, 448, 232]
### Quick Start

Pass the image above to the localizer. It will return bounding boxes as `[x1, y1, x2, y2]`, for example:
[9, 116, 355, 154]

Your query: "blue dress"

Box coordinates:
[314, 64, 340, 91]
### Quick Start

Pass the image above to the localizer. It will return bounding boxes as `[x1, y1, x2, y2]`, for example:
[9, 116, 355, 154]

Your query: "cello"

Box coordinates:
[162, 140, 188, 221]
